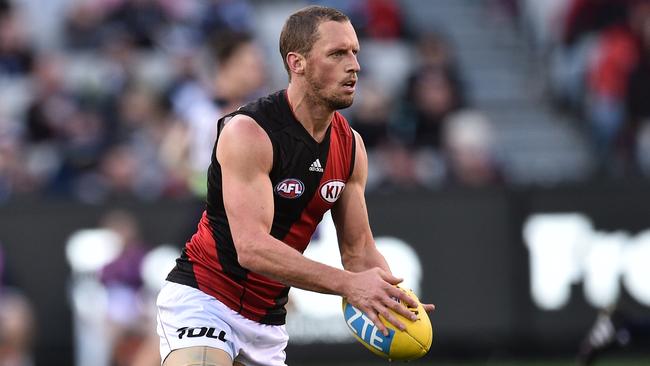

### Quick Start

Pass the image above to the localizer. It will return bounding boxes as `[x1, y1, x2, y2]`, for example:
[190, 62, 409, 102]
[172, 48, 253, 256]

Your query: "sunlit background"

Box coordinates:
[1, 0, 650, 365]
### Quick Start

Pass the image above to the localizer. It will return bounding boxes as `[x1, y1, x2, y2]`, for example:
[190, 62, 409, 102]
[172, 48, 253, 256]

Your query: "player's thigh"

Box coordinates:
[163, 346, 234, 366]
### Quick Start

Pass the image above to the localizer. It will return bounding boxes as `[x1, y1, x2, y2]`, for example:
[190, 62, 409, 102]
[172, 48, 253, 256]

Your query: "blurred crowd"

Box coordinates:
[0, 0, 509, 203]
[522, 0, 650, 176]
[1, 0, 649, 203]
[0, 0, 269, 202]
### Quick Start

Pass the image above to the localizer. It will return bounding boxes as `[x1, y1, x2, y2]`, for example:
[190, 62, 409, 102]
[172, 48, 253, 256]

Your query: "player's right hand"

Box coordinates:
[342, 267, 419, 336]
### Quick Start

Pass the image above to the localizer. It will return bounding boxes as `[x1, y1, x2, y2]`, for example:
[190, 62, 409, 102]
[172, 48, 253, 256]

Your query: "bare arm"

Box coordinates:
[331, 130, 433, 334]
[218, 115, 352, 296]
[332, 131, 389, 273]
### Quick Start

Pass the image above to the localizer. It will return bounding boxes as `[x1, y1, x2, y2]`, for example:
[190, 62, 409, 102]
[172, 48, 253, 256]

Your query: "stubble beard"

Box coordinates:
[305, 72, 354, 111]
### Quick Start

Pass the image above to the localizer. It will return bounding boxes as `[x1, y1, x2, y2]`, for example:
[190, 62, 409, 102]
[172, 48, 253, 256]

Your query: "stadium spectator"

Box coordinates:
[412, 32, 464, 104]
[347, 79, 391, 149]
[583, 9, 638, 175]
[391, 33, 464, 151]
[62, 0, 108, 50]
[0, 112, 27, 200]
[50, 107, 107, 196]
[197, 0, 256, 38]
[545, 0, 650, 176]
[353, 0, 409, 40]
[98, 31, 138, 108]
[626, 1, 650, 175]
[96, 144, 139, 197]
[23, 54, 78, 193]
[0, 5, 34, 76]
[561, 0, 632, 47]
[316, 0, 409, 40]
[374, 141, 426, 190]
[25, 54, 72, 144]
[101, 0, 171, 49]
[442, 110, 502, 187]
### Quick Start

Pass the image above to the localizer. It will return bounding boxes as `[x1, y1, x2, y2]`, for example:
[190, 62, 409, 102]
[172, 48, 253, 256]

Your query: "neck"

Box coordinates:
[286, 82, 334, 142]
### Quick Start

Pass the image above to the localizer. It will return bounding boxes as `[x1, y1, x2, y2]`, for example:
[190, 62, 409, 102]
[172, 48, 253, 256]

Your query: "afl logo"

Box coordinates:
[319, 180, 346, 203]
[275, 179, 305, 199]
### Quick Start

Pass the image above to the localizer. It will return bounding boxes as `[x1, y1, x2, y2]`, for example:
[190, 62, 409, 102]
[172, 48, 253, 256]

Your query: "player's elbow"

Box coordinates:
[237, 250, 259, 271]
[233, 234, 263, 271]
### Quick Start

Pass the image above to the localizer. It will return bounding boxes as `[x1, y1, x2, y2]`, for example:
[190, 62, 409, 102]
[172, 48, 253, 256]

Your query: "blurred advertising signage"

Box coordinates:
[523, 213, 650, 310]
[286, 212, 423, 344]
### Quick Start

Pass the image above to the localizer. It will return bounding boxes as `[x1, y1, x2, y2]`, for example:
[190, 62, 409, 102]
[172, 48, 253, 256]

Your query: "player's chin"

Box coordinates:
[331, 93, 355, 110]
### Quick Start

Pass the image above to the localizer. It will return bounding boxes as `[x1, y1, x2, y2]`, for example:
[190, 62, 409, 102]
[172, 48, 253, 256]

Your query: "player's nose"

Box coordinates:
[347, 55, 360, 74]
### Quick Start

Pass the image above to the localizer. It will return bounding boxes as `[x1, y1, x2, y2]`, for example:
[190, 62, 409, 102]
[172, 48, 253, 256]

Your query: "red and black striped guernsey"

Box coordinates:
[166, 90, 356, 325]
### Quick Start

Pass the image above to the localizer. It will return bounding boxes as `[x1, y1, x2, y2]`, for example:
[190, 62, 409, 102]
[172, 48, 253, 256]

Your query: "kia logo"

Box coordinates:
[319, 180, 345, 203]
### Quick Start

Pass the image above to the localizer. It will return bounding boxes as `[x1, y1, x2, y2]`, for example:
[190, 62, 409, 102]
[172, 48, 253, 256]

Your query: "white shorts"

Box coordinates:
[156, 281, 289, 366]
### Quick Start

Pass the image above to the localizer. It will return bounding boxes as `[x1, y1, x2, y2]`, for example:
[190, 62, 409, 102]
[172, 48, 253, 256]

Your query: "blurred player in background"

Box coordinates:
[166, 30, 267, 196]
[0, 245, 35, 366]
[156, 5, 434, 366]
[577, 303, 650, 365]
[98, 210, 149, 366]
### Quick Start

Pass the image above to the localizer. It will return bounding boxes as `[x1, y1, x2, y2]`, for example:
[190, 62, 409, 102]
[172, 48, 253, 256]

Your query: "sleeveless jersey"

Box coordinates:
[167, 90, 356, 325]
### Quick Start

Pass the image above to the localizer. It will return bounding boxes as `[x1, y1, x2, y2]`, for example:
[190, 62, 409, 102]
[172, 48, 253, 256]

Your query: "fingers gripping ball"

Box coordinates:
[342, 288, 433, 361]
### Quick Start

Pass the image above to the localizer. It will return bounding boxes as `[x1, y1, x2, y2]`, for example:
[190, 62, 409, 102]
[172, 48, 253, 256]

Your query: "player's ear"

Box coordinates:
[286, 52, 306, 75]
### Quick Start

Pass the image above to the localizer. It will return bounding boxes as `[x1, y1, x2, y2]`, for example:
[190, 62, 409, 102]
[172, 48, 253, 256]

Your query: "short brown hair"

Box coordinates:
[279, 5, 349, 78]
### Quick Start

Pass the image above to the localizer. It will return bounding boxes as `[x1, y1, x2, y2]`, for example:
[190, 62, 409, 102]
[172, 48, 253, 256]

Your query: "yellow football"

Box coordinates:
[342, 288, 433, 361]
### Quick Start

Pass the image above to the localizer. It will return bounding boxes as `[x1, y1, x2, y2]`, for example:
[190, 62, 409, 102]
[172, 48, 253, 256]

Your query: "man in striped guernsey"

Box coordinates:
[156, 5, 435, 366]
